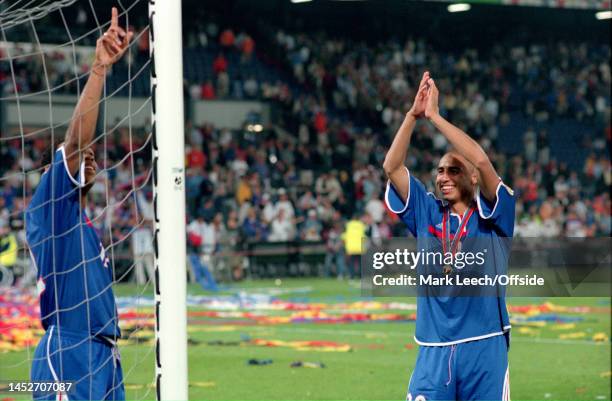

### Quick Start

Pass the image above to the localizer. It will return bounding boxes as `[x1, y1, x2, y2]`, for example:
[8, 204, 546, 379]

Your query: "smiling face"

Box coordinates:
[436, 152, 477, 203]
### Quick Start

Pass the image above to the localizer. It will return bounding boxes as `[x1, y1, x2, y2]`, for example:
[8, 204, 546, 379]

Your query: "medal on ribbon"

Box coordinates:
[442, 205, 475, 274]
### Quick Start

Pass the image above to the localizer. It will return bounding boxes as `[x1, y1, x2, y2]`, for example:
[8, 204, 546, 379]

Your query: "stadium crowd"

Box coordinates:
[0, 20, 610, 283]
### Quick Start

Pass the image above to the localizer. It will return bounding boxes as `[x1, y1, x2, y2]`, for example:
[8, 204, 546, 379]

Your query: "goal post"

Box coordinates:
[149, 0, 189, 400]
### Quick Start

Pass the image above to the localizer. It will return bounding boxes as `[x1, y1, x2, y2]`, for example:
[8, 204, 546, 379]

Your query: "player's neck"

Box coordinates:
[448, 199, 472, 216]
[80, 194, 87, 209]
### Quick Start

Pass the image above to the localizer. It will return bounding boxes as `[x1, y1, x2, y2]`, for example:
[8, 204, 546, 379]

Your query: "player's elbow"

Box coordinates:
[383, 166, 396, 180]
[382, 158, 399, 178]
[63, 127, 81, 153]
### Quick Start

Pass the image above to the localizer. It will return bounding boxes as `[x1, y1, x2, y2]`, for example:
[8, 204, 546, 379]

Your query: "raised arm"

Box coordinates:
[424, 78, 500, 202]
[382, 71, 430, 201]
[64, 7, 133, 175]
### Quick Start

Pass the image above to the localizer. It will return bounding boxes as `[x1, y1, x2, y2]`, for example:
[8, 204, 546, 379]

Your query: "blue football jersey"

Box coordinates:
[385, 168, 515, 345]
[26, 147, 120, 338]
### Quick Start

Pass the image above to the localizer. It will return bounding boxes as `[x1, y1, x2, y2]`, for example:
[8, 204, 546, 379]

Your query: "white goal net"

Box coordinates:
[0, 1, 167, 399]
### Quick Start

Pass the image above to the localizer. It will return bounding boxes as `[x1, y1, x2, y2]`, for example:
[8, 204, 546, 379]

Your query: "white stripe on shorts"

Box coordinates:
[45, 326, 70, 401]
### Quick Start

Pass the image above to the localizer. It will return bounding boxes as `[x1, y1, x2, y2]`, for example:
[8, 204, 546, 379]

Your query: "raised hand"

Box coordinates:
[94, 7, 134, 72]
[407, 71, 430, 119]
[424, 78, 440, 120]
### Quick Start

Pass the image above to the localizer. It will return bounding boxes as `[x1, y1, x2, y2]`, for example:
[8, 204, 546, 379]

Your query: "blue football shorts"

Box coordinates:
[407, 333, 510, 401]
[31, 325, 124, 401]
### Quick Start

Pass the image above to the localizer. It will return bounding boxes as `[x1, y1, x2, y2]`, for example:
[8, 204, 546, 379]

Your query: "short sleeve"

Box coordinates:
[476, 181, 516, 236]
[35, 146, 85, 203]
[56, 146, 86, 189]
[26, 147, 85, 241]
[384, 168, 438, 237]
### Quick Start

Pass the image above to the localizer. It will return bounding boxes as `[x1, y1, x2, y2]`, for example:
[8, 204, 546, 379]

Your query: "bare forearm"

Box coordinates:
[64, 63, 106, 159]
[382, 114, 416, 202]
[429, 114, 488, 168]
[383, 114, 417, 175]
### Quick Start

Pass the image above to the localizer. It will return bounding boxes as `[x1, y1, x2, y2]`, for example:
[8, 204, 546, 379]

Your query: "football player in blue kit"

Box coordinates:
[26, 8, 133, 400]
[383, 72, 515, 401]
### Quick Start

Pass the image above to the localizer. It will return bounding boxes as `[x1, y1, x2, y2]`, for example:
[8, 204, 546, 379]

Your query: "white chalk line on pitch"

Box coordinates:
[268, 327, 611, 346]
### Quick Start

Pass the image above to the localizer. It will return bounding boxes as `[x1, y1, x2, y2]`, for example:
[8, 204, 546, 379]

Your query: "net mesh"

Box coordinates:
[0, 1, 155, 398]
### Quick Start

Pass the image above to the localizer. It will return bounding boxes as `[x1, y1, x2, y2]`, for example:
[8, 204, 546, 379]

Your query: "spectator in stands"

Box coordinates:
[212, 212, 227, 249]
[313, 108, 328, 134]
[219, 28, 235, 48]
[188, 213, 217, 257]
[301, 209, 322, 242]
[131, 217, 154, 285]
[515, 200, 561, 238]
[217, 71, 230, 98]
[275, 188, 295, 219]
[206, 21, 219, 41]
[592, 194, 611, 235]
[241, 206, 266, 241]
[196, 30, 208, 48]
[565, 206, 587, 237]
[199, 198, 216, 223]
[268, 208, 295, 242]
[243, 76, 259, 98]
[197, 169, 214, 200]
[187, 144, 206, 169]
[297, 190, 317, 212]
[187, 212, 217, 287]
[316, 196, 335, 225]
[232, 74, 244, 98]
[324, 220, 347, 279]
[221, 210, 245, 280]
[261, 193, 277, 224]
[235, 175, 252, 206]
[213, 53, 228, 75]
[315, 172, 342, 203]
[201, 80, 216, 99]
[365, 193, 385, 224]
[362, 212, 381, 248]
[189, 82, 202, 100]
[131, 192, 155, 285]
[238, 32, 255, 62]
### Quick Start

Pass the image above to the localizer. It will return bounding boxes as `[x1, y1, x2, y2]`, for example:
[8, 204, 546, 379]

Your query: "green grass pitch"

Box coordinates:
[1, 278, 610, 400]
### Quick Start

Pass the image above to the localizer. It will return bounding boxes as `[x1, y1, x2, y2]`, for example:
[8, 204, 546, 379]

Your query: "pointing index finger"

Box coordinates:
[111, 7, 118, 28]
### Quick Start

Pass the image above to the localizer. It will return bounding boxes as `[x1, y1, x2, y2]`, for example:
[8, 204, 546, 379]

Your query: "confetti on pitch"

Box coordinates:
[250, 338, 352, 352]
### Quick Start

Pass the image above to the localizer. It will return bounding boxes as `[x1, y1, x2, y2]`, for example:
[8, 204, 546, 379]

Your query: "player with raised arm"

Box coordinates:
[26, 8, 133, 400]
[383, 73, 515, 401]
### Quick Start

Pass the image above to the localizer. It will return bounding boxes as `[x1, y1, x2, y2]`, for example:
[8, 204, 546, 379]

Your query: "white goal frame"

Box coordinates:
[149, 0, 189, 399]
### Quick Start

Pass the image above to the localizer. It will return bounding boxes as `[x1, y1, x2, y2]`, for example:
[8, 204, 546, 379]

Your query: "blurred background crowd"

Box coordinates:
[0, 0, 609, 283]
